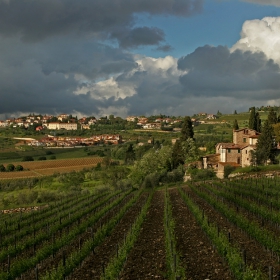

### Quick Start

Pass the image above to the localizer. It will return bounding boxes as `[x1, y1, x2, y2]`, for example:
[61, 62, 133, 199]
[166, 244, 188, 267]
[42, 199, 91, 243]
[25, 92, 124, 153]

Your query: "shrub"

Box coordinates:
[45, 150, 53, 155]
[224, 165, 236, 178]
[49, 155, 56, 160]
[0, 164, 5, 172]
[15, 165, 24, 171]
[38, 156, 47, 161]
[22, 156, 34, 161]
[141, 172, 160, 188]
[190, 169, 216, 181]
[6, 164, 15, 172]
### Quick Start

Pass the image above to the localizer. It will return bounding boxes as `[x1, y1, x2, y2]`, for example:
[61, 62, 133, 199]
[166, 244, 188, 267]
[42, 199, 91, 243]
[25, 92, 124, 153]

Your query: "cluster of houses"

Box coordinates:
[0, 114, 98, 131]
[26, 134, 123, 147]
[0, 112, 225, 132]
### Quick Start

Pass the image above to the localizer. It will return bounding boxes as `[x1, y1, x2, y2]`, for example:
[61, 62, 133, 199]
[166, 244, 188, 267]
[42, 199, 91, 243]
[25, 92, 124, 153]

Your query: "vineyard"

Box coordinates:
[1, 176, 280, 279]
[0, 158, 103, 179]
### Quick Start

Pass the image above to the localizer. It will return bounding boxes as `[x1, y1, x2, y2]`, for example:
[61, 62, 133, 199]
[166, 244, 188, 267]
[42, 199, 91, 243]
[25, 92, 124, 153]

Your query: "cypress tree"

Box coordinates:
[233, 119, 239, 130]
[248, 107, 261, 132]
[255, 120, 274, 164]
[255, 112, 261, 133]
[267, 108, 278, 125]
[180, 116, 194, 141]
[249, 107, 256, 130]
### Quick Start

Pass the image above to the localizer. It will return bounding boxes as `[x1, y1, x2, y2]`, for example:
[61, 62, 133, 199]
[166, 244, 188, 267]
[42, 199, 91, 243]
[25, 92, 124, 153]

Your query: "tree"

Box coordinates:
[130, 146, 172, 186]
[0, 164, 5, 172]
[255, 120, 274, 164]
[180, 116, 194, 141]
[267, 108, 278, 125]
[234, 110, 237, 114]
[15, 165, 23, 171]
[255, 112, 261, 133]
[6, 164, 15, 172]
[171, 140, 185, 169]
[182, 138, 199, 164]
[233, 119, 239, 130]
[22, 156, 34, 161]
[273, 123, 280, 143]
[249, 107, 261, 132]
[125, 144, 135, 164]
[249, 107, 256, 130]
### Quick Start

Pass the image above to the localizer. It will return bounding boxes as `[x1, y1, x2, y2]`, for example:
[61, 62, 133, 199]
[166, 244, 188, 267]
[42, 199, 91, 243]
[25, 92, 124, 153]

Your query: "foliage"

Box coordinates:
[255, 120, 274, 164]
[171, 140, 185, 169]
[38, 156, 47, 161]
[224, 165, 236, 178]
[141, 172, 161, 188]
[124, 143, 135, 164]
[49, 155, 56, 160]
[0, 164, 5, 172]
[15, 165, 24, 171]
[180, 116, 194, 141]
[182, 138, 199, 164]
[273, 123, 280, 143]
[189, 168, 216, 181]
[130, 146, 173, 186]
[233, 119, 239, 130]
[22, 156, 34, 161]
[248, 107, 261, 132]
[6, 163, 15, 172]
[267, 107, 278, 125]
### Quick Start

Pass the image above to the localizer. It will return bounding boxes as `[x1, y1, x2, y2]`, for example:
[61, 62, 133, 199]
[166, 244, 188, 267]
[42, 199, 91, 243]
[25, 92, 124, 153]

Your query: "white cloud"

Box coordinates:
[231, 17, 280, 65]
[74, 77, 136, 100]
[241, 0, 280, 7]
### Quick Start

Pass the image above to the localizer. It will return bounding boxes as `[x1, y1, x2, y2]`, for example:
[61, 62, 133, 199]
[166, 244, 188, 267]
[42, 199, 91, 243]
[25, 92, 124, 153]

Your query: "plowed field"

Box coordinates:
[0, 157, 103, 179]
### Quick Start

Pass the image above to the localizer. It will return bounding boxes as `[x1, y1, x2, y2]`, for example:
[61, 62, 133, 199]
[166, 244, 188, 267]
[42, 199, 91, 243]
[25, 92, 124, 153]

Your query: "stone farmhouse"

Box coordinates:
[203, 128, 260, 178]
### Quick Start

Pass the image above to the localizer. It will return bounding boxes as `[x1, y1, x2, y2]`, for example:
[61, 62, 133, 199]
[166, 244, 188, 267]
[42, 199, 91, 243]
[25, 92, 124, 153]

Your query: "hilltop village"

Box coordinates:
[1, 105, 280, 179]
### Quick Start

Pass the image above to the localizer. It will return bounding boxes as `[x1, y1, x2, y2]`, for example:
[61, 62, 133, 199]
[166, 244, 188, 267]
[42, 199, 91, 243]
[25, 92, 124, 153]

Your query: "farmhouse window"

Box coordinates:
[238, 149, 240, 153]
[243, 138, 246, 143]
[228, 149, 231, 153]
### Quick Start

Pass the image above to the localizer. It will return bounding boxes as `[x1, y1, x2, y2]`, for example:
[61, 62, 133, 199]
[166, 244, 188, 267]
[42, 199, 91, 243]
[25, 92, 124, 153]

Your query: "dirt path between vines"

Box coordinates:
[69, 192, 149, 279]
[185, 185, 280, 277]
[169, 188, 233, 280]
[119, 190, 167, 280]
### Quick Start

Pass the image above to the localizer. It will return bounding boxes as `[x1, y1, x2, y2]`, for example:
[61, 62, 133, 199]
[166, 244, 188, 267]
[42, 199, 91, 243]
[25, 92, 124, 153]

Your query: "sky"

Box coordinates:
[1, 0, 280, 119]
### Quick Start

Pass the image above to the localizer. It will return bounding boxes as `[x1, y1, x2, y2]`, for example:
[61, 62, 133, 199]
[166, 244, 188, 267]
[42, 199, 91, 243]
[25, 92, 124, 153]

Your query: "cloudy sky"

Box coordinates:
[1, 0, 280, 119]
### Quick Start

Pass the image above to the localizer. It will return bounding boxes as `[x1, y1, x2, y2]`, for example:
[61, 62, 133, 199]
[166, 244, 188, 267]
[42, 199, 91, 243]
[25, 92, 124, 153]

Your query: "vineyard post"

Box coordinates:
[63, 250, 66, 267]
[35, 265, 38, 280]
[242, 249, 246, 271]
[79, 237, 81, 251]
[52, 233, 55, 258]
[269, 266, 273, 280]
[7, 254, 10, 273]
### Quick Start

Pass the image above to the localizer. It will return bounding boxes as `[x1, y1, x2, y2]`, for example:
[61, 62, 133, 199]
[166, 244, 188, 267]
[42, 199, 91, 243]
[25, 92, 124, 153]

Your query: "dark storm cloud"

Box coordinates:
[178, 45, 280, 97]
[0, 0, 203, 45]
[156, 44, 173, 52]
[0, 36, 137, 115]
[112, 27, 165, 49]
